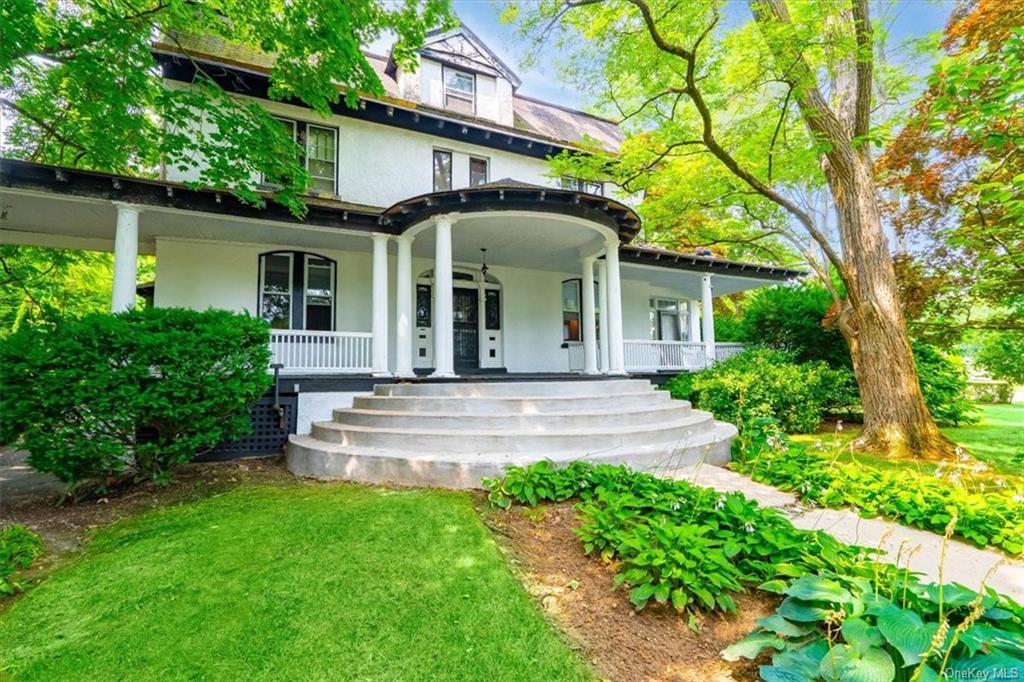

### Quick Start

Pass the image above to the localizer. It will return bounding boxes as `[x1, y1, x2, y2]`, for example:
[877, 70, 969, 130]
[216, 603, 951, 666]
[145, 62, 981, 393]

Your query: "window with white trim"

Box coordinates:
[258, 251, 336, 331]
[561, 279, 600, 342]
[305, 124, 337, 194]
[469, 157, 488, 187]
[443, 66, 475, 115]
[649, 298, 682, 341]
[433, 149, 452, 191]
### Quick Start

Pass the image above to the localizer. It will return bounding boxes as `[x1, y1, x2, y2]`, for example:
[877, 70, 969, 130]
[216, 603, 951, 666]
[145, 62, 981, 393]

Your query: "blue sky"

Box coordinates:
[375, 0, 956, 112]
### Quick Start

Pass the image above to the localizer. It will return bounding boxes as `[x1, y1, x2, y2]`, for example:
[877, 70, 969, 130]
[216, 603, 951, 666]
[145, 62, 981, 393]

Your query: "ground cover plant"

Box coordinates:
[0, 484, 591, 680]
[734, 419, 1024, 555]
[724, 569, 1024, 681]
[0, 308, 272, 495]
[0, 525, 44, 596]
[485, 461, 866, 625]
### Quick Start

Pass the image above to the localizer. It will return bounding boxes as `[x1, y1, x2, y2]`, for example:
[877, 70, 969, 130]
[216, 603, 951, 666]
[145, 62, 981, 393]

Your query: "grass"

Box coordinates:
[792, 403, 1024, 485]
[0, 484, 592, 681]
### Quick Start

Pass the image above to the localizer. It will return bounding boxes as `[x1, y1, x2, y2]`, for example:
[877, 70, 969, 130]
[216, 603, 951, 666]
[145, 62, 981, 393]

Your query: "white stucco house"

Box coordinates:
[0, 26, 801, 482]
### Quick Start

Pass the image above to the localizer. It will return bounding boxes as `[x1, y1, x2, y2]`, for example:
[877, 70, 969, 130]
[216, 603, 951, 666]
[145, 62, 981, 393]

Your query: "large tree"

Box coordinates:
[511, 0, 957, 458]
[1, 0, 451, 215]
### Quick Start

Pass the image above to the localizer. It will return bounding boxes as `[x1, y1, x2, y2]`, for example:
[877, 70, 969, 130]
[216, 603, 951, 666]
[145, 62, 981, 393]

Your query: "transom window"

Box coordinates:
[650, 297, 682, 341]
[258, 251, 336, 331]
[443, 66, 475, 115]
[433, 149, 452, 191]
[470, 157, 489, 187]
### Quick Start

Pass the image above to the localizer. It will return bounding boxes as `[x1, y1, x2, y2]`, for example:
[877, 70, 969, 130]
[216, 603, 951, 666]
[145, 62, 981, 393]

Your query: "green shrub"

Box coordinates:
[977, 330, 1024, 384]
[734, 418, 1024, 554]
[1, 524, 44, 595]
[724, 569, 1024, 681]
[664, 348, 848, 433]
[484, 461, 864, 620]
[914, 342, 976, 426]
[0, 308, 272, 492]
[737, 284, 850, 368]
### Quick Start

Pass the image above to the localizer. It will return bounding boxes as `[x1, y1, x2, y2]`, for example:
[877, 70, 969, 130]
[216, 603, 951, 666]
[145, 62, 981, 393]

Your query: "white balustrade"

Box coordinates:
[714, 343, 747, 362]
[569, 340, 745, 373]
[269, 330, 374, 374]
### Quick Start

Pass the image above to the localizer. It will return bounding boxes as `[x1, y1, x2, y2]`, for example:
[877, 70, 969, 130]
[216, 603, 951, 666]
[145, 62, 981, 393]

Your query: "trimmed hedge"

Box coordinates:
[0, 308, 272, 493]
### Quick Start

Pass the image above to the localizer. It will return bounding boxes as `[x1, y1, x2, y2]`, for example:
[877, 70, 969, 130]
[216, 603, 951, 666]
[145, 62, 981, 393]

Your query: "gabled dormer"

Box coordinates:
[387, 25, 520, 127]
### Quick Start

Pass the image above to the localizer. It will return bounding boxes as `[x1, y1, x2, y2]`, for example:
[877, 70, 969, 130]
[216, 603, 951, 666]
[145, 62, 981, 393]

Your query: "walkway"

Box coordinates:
[665, 463, 1024, 603]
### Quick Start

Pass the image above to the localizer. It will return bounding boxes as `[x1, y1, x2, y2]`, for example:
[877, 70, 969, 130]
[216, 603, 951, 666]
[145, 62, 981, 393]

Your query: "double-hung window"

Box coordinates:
[560, 177, 603, 195]
[259, 251, 336, 331]
[562, 280, 581, 342]
[433, 149, 452, 191]
[305, 124, 337, 194]
[443, 66, 475, 115]
[469, 157, 489, 187]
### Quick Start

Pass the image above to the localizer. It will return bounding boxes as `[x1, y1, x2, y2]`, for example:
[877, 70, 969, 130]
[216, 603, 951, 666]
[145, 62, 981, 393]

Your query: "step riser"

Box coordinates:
[375, 379, 655, 398]
[310, 417, 715, 453]
[332, 405, 692, 430]
[352, 391, 676, 414]
[286, 426, 735, 489]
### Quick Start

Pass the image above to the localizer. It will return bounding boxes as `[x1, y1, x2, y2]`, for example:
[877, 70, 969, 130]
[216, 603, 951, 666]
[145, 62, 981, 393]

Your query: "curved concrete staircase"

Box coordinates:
[286, 379, 737, 488]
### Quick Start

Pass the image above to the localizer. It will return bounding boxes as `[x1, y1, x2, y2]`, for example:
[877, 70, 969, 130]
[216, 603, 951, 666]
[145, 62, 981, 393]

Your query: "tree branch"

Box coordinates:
[850, 0, 874, 139]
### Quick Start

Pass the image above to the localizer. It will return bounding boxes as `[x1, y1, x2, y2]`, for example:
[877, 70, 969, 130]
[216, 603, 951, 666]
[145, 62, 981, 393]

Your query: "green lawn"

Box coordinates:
[0, 484, 591, 681]
[942, 403, 1024, 475]
[792, 403, 1024, 481]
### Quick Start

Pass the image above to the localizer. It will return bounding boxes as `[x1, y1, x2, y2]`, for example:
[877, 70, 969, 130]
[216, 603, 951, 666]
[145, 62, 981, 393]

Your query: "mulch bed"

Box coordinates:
[482, 500, 778, 682]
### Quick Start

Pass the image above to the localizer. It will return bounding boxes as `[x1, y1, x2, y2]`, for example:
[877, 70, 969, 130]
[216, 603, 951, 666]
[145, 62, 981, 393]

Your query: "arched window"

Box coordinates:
[258, 251, 336, 331]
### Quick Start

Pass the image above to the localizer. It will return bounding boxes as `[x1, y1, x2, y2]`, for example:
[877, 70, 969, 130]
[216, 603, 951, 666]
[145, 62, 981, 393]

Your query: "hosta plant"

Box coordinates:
[734, 418, 1024, 555]
[723, 570, 1024, 681]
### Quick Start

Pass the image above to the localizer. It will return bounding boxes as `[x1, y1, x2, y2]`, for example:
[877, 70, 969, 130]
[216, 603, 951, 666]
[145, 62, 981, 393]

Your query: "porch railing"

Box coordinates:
[270, 330, 373, 374]
[568, 340, 746, 373]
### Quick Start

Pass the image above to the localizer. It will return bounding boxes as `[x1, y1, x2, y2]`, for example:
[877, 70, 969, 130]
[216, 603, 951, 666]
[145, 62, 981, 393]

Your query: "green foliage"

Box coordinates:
[913, 343, 976, 426]
[723, 567, 1024, 681]
[0, 524, 44, 596]
[966, 381, 1013, 405]
[485, 460, 865, 619]
[977, 331, 1024, 385]
[0, 308, 272, 492]
[663, 348, 857, 433]
[1, 0, 453, 216]
[734, 419, 1024, 555]
[0, 245, 154, 334]
[738, 284, 850, 368]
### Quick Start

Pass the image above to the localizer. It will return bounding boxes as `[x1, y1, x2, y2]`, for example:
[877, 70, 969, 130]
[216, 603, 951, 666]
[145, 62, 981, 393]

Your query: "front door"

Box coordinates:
[453, 287, 479, 370]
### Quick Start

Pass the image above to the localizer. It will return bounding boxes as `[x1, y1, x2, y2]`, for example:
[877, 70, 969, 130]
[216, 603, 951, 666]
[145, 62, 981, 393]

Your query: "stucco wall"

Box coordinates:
[153, 237, 709, 374]
[162, 82, 603, 208]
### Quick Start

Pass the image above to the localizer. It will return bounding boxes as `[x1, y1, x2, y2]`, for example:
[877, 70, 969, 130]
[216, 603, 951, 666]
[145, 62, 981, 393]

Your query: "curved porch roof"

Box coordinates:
[381, 179, 642, 243]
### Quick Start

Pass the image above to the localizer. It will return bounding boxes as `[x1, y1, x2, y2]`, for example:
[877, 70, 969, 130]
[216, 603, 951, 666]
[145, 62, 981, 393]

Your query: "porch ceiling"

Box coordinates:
[0, 188, 378, 255]
[621, 261, 794, 298]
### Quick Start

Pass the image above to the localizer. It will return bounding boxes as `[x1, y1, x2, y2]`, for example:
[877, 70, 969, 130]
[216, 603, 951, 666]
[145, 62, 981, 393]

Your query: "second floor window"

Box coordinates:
[305, 124, 337, 194]
[561, 177, 603, 196]
[470, 157, 488, 187]
[433, 149, 452, 191]
[443, 67, 475, 115]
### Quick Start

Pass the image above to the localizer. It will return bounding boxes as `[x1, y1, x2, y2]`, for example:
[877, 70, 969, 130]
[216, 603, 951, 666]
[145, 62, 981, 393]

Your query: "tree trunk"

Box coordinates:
[829, 151, 958, 460]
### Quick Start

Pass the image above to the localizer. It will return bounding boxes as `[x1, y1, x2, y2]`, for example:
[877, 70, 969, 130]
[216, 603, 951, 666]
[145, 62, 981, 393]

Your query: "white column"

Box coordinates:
[111, 203, 140, 313]
[371, 233, 391, 376]
[701, 274, 716, 364]
[394, 236, 414, 377]
[431, 215, 456, 377]
[688, 299, 701, 343]
[597, 260, 610, 373]
[604, 238, 626, 375]
[581, 256, 598, 374]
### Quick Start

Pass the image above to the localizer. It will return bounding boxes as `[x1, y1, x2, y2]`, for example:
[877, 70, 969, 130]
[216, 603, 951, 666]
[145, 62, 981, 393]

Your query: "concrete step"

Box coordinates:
[287, 421, 736, 489]
[309, 411, 717, 452]
[332, 403, 692, 430]
[353, 390, 675, 414]
[374, 379, 655, 398]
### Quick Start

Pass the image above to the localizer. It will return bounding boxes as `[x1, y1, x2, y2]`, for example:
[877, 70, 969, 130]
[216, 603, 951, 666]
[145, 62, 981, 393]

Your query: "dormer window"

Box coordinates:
[443, 66, 475, 115]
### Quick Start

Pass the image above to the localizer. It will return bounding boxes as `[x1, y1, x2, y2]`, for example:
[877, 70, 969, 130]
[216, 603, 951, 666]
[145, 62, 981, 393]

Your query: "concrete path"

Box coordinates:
[664, 463, 1024, 604]
[0, 448, 66, 511]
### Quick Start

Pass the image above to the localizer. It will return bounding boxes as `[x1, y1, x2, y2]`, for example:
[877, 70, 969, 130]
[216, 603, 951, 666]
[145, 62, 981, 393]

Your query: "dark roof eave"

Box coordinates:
[619, 245, 805, 281]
